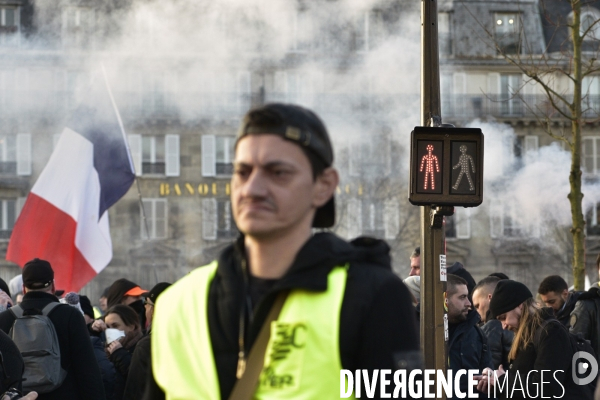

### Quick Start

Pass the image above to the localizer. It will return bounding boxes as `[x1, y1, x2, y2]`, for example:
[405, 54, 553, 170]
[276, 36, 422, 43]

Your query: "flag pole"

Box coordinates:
[101, 64, 159, 285]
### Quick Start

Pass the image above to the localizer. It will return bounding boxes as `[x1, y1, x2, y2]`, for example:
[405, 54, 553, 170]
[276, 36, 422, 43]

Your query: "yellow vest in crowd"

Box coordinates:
[152, 261, 353, 399]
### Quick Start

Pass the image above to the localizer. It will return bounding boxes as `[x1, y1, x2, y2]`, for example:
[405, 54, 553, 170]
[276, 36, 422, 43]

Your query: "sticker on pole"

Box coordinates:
[444, 314, 448, 341]
[440, 255, 447, 281]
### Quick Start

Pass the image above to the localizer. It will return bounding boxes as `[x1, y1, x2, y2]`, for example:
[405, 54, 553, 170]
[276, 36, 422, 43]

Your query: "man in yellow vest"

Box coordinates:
[146, 103, 420, 399]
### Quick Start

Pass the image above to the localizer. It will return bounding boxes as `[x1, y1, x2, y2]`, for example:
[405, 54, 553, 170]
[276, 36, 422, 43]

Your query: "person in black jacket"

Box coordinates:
[570, 285, 600, 366]
[446, 274, 493, 399]
[0, 258, 105, 400]
[122, 282, 170, 400]
[104, 305, 144, 400]
[538, 275, 582, 327]
[477, 280, 591, 400]
[144, 103, 420, 399]
[473, 276, 514, 370]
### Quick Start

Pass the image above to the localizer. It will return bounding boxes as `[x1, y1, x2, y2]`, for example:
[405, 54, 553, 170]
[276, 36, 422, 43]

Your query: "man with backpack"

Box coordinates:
[0, 258, 105, 400]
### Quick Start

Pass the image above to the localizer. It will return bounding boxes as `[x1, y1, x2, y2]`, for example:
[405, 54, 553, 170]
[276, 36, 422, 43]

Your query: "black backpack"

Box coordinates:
[534, 319, 596, 399]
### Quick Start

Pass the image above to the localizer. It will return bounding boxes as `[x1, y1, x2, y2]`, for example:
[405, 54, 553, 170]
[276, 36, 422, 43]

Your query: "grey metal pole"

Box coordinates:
[420, 0, 448, 390]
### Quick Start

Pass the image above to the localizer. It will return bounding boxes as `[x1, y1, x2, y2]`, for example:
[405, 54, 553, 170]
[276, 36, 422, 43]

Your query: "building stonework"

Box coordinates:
[0, 0, 598, 302]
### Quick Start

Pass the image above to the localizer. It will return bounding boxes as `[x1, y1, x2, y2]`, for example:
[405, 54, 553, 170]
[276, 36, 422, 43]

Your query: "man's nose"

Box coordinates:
[501, 322, 507, 330]
[242, 169, 268, 197]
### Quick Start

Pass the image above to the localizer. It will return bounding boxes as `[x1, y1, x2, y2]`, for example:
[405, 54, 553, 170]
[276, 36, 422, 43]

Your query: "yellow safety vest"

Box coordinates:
[152, 261, 354, 400]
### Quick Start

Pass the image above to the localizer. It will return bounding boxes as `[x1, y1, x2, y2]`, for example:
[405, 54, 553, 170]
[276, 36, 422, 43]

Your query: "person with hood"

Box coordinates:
[446, 274, 493, 399]
[104, 279, 147, 333]
[146, 104, 420, 399]
[570, 283, 600, 366]
[477, 280, 592, 399]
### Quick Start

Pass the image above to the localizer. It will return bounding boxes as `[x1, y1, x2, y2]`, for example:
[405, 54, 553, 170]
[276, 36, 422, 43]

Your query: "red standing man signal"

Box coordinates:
[420, 144, 440, 190]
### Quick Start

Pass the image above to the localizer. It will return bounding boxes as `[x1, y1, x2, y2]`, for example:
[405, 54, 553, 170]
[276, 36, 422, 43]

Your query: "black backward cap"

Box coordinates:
[22, 258, 54, 290]
[236, 103, 335, 228]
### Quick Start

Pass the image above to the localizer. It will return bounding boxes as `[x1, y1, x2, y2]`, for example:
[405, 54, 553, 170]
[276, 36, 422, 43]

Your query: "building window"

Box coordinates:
[63, 7, 94, 48]
[500, 74, 522, 116]
[362, 200, 385, 238]
[290, 10, 310, 52]
[202, 135, 235, 177]
[587, 202, 600, 236]
[513, 135, 538, 169]
[0, 134, 31, 176]
[128, 134, 179, 177]
[439, 12, 452, 55]
[0, 6, 19, 47]
[349, 133, 391, 177]
[580, 7, 600, 40]
[494, 13, 521, 54]
[446, 208, 471, 239]
[202, 199, 237, 240]
[141, 199, 167, 239]
[583, 137, 600, 174]
[352, 10, 385, 52]
[0, 199, 18, 239]
[490, 202, 539, 238]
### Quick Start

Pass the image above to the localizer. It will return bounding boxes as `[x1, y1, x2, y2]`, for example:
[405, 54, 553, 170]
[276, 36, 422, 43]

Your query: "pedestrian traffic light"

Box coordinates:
[409, 126, 484, 206]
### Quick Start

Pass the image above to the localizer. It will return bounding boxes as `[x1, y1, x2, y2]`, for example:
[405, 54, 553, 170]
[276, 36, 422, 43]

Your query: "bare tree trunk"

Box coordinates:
[569, 0, 586, 290]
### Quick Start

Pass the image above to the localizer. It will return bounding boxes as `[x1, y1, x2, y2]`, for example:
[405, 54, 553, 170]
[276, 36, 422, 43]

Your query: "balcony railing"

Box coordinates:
[2, 91, 598, 122]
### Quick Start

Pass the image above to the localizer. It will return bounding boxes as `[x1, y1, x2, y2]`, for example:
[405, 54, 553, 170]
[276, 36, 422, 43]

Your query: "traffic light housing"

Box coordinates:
[409, 126, 484, 207]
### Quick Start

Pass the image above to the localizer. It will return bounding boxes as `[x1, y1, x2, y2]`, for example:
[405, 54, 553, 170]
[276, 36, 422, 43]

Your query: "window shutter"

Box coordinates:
[453, 72, 466, 94]
[16, 133, 31, 176]
[384, 199, 399, 240]
[155, 199, 167, 238]
[165, 134, 180, 177]
[202, 198, 217, 240]
[128, 134, 142, 176]
[583, 137, 595, 174]
[202, 135, 216, 177]
[524, 135, 538, 165]
[490, 202, 503, 238]
[16, 196, 26, 219]
[346, 198, 362, 239]
[487, 73, 500, 95]
[456, 208, 471, 239]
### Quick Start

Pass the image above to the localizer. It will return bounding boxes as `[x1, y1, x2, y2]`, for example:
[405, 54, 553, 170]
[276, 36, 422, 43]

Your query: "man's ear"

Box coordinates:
[313, 167, 339, 207]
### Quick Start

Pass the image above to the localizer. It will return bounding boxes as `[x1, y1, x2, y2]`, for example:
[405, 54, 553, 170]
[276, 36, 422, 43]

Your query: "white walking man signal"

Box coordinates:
[452, 145, 475, 191]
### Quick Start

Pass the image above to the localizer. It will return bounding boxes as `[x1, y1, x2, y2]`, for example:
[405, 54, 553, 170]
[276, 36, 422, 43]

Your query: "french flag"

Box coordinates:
[7, 70, 135, 292]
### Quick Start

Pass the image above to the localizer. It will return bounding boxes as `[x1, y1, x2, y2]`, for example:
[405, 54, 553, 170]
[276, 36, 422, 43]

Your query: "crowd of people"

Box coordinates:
[405, 248, 600, 399]
[0, 103, 598, 400]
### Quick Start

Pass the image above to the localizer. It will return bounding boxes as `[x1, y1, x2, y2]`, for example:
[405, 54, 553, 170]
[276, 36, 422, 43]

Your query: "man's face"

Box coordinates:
[497, 304, 522, 332]
[99, 296, 107, 312]
[539, 289, 568, 312]
[409, 256, 420, 276]
[447, 284, 471, 324]
[232, 135, 334, 239]
[472, 287, 492, 322]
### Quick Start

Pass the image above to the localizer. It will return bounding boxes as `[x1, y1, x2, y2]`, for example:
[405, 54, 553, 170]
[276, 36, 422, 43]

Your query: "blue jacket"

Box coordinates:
[448, 309, 493, 399]
[91, 336, 116, 400]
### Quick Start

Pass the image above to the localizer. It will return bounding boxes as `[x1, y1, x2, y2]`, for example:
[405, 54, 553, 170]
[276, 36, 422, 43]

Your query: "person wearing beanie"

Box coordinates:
[0, 258, 105, 400]
[477, 280, 591, 399]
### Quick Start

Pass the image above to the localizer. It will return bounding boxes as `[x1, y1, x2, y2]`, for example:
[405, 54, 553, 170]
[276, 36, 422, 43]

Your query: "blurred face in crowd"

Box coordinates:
[409, 256, 420, 277]
[145, 298, 155, 327]
[496, 304, 523, 332]
[447, 284, 471, 324]
[105, 313, 135, 334]
[472, 287, 493, 322]
[539, 289, 568, 312]
[121, 296, 140, 306]
[231, 135, 336, 239]
[99, 296, 107, 312]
